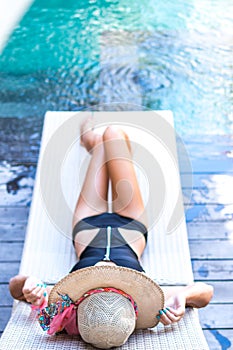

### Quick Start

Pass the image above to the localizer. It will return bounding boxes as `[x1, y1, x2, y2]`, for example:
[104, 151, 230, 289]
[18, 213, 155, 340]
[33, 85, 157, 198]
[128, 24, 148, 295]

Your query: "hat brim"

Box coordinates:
[49, 265, 164, 329]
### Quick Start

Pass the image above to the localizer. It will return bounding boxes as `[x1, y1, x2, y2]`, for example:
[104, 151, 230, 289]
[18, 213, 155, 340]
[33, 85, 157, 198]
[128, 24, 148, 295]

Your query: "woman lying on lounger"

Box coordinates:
[9, 120, 213, 349]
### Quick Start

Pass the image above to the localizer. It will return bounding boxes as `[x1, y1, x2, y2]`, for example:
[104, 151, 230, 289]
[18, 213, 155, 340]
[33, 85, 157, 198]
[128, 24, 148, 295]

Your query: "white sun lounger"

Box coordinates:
[0, 111, 209, 349]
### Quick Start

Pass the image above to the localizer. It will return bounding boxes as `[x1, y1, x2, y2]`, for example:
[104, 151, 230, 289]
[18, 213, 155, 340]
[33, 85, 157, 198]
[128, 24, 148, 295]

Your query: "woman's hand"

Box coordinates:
[156, 282, 214, 325]
[22, 276, 47, 306]
[156, 293, 186, 325]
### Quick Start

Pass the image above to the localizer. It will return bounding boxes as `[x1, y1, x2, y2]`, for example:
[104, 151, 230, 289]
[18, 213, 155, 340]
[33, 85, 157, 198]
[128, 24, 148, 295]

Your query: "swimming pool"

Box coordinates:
[0, 0, 232, 136]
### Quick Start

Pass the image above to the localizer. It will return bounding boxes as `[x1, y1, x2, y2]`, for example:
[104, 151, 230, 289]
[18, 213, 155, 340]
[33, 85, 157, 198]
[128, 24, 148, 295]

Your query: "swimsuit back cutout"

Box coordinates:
[71, 212, 147, 273]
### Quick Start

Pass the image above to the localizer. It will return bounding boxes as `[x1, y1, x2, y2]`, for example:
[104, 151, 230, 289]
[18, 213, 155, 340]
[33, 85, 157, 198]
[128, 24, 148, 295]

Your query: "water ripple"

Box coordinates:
[0, 0, 232, 135]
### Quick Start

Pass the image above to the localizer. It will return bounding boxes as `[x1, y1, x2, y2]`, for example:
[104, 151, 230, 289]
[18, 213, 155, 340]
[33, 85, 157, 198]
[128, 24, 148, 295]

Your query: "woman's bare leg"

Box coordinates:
[72, 119, 108, 226]
[102, 126, 147, 257]
[103, 126, 147, 226]
[73, 123, 147, 258]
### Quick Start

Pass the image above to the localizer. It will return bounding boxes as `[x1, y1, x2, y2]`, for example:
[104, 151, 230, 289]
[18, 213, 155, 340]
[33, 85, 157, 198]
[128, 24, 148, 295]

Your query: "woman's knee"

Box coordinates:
[103, 126, 125, 142]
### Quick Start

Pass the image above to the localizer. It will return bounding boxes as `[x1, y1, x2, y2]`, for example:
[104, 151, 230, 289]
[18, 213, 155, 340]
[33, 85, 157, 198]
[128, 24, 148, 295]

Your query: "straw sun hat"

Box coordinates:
[49, 265, 164, 349]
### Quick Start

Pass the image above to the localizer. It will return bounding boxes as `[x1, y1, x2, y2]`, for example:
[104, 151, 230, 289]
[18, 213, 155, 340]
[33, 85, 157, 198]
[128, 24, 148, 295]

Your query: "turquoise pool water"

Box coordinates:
[0, 0, 232, 136]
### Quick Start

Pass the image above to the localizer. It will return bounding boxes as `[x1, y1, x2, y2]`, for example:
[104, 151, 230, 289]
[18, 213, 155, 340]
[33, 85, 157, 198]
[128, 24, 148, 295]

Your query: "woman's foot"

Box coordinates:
[80, 118, 132, 154]
[80, 116, 102, 153]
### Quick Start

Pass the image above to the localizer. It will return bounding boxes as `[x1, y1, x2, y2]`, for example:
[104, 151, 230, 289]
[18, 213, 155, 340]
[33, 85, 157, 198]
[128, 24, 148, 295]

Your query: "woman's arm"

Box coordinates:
[9, 275, 52, 306]
[181, 282, 214, 308]
[157, 282, 214, 325]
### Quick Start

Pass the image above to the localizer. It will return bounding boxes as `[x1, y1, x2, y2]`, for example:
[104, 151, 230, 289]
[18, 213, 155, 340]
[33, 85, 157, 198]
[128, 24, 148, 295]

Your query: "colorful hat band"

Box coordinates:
[36, 287, 138, 335]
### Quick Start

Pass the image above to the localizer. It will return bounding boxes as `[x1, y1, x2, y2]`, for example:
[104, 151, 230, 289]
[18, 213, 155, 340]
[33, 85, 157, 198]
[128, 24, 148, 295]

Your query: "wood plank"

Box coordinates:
[0, 262, 20, 283]
[187, 155, 233, 174]
[203, 329, 233, 350]
[180, 135, 233, 174]
[0, 224, 26, 242]
[187, 222, 233, 240]
[199, 304, 233, 329]
[184, 185, 233, 205]
[207, 282, 233, 303]
[0, 207, 29, 224]
[0, 161, 35, 206]
[0, 145, 39, 163]
[0, 242, 24, 262]
[189, 240, 233, 259]
[0, 117, 41, 163]
[192, 260, 233, 281]
[0, 189, 33, 206]
[181, 173, 233, 189]
[182, 135, 233, 160]
[184, 158, 233, 174]
[185, 204, 233, 222]
[0, 307, 12, 333]
[183, 134, 233, 149]
[170, 135, 232, 174]
[0, 285, 13, 306]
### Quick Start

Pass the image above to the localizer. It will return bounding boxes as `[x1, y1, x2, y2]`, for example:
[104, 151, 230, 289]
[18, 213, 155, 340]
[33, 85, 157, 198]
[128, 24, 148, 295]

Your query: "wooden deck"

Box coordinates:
[0, 117, 232, 349]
